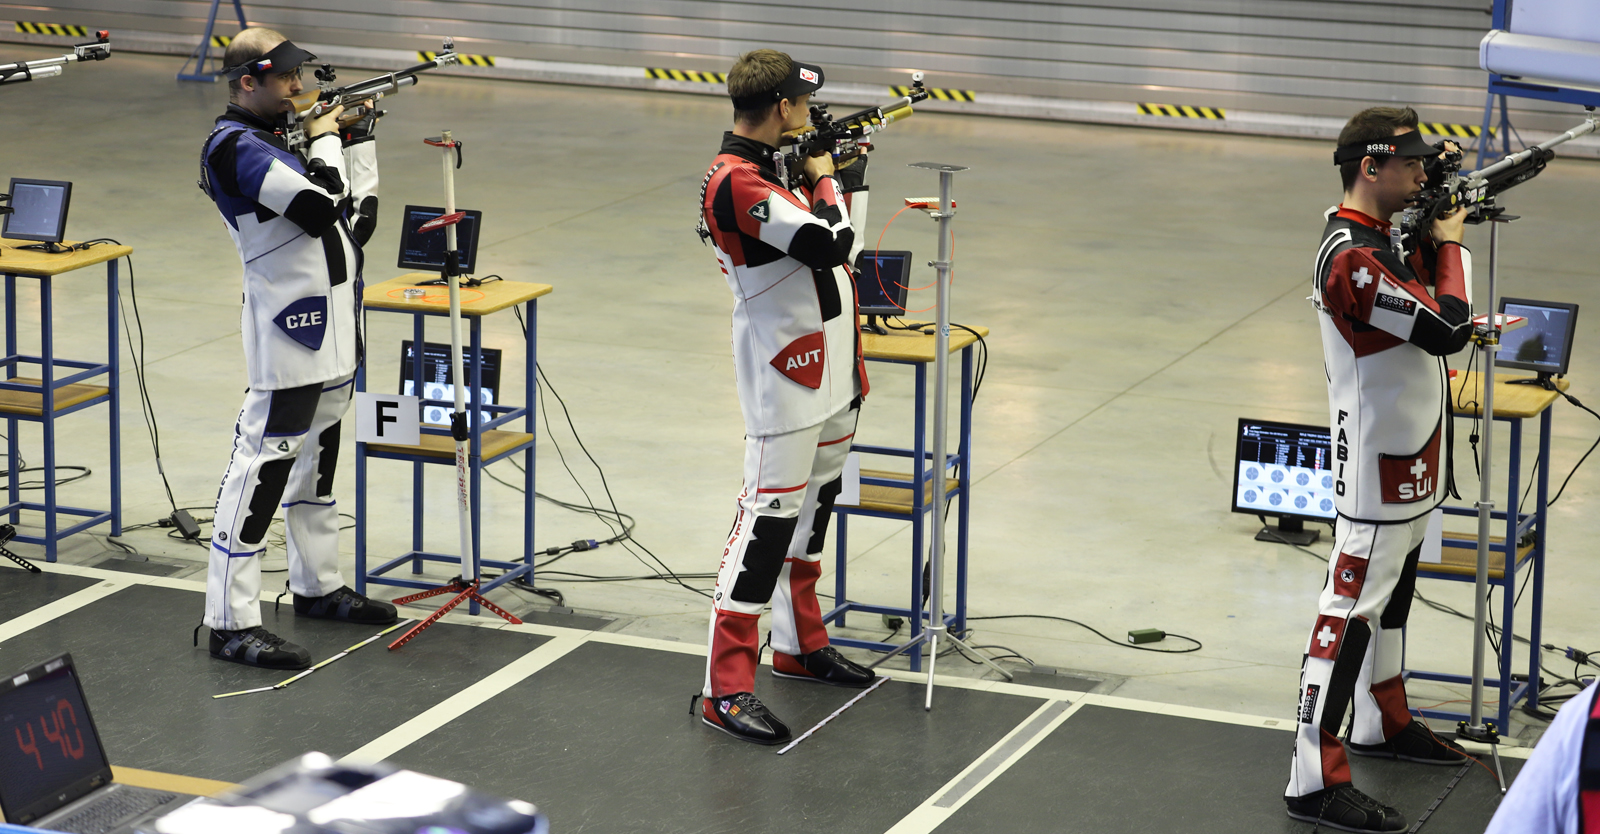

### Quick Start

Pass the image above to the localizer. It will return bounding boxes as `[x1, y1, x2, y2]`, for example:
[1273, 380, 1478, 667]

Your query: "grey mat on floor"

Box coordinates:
[0, 569, 99, 622]
[0, 583, 546, 782]
[389, 641, 1046, 834]
[934, 704, 1520, 834]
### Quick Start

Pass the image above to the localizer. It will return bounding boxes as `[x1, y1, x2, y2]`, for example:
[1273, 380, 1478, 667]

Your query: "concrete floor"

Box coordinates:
[3, 45, 1597, 742]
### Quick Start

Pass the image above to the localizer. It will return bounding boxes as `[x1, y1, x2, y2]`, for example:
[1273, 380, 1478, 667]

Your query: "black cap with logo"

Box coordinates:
[729, 58, 825, 110]
[222, 39, 318, 81]
[1332, 129, 1438, 166]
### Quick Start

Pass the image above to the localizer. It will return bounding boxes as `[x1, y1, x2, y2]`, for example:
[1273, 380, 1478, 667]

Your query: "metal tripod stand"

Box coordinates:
[0, 524, 41, 573]
[867, 162, 1012, 709]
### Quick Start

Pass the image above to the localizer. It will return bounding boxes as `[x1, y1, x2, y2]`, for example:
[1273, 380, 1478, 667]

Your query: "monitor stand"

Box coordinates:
[861, 314, 888, 335]
[17, 241, 72, 253]
[1255, 517, 1319, 547]
[1505, 371, 1558, 390]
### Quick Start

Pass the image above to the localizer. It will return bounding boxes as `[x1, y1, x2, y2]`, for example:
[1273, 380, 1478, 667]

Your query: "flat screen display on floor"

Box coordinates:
[1496, 297, 1579, 376]
[1232, 418, 1337, 522]
[3, 178, 72, 243]
[398, 340, 502, 426]
[397, 205, 481, 275]
[853, 250, 911, 317]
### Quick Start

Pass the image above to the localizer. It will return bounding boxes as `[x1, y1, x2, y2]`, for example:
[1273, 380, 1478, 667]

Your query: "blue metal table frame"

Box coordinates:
[825, 340, 977, 672]
[354, 279, 542, 615]
[1406, 378, 1555, 731]
[1, 244, 123, 561]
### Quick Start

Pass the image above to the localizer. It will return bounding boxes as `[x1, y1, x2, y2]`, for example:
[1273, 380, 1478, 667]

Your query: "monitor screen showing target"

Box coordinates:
[1231, 418, 1337, 522]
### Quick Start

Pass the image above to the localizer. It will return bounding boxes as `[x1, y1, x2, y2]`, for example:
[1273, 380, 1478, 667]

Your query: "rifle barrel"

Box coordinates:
[1471, 116, 1598, 182]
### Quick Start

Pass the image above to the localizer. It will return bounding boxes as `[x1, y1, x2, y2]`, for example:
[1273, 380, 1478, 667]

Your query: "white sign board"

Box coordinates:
[355, 392, 420, 446]
[840, 452, 862, 506]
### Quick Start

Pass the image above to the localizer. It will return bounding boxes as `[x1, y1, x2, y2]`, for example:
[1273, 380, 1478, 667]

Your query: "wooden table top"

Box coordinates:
[364, 275, 552, 316]
[860, 318, 989, 363]
[112, 766, 236, 797]
[0, 239, 131, 276]
[1450, 371, 1569, 419]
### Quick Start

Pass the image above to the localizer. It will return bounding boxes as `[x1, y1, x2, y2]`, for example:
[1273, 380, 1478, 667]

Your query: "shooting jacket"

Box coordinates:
[1312, 205, 1473, 524]
[701, 133, 868, 436]
[200, 104, 378, 390]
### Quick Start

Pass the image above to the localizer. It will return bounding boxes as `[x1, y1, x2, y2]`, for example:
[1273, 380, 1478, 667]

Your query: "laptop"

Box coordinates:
[0, 654, 191, 833]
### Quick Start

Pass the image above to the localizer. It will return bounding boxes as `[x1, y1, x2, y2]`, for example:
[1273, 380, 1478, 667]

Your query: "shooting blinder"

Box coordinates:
[729, 59, 825, 111]
[1332, 128, 1438, 167]
[222, 39, 318, 81]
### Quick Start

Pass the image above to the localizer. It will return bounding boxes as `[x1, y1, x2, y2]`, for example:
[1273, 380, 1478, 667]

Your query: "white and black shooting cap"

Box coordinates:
[730, 58, 825, 110]
[1333, 129, 1438, 166]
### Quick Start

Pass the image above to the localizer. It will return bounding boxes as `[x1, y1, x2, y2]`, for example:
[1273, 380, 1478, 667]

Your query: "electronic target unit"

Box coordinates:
[1232, 417, 1337, 546]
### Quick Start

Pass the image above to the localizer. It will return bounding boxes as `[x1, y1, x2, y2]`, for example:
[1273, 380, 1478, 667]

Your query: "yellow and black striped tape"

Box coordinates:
[419, 51, 494, 67]
[210, 35, 231, 47]
[893, 85, 975, 102]
[1138, 103, 1226, 120]
[1420, 122, 1494, 138]
[14, 22, 88, 37]
[646, 67, 726, 83]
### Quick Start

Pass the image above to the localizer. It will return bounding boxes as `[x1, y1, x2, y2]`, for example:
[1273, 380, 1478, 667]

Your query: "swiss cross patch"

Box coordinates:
[1378, 423, 1441, 504]
[747, 198, 771, 223]
[1332, 552, 1369, 599]
[771, 332, 826, 389]
[1374, 293, 1416, 316]
[1308, 614, 1346, 660]
[273, 296, 328, 350]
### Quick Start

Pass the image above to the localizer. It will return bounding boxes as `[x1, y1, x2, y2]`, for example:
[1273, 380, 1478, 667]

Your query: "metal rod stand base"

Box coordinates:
[387, 578, 522, 650]
[868, 624, 1014, 710]
[1457, 720, 1508, 793]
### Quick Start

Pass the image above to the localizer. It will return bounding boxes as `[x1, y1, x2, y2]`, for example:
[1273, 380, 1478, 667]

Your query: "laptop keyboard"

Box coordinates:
[48, 789, 176, 834]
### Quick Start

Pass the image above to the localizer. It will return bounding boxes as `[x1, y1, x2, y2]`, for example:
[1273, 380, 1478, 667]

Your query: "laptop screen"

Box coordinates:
[0, 655, 111, 823]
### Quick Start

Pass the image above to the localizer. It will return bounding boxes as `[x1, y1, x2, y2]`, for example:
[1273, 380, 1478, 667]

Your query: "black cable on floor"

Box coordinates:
[967, 614, 1202, 654]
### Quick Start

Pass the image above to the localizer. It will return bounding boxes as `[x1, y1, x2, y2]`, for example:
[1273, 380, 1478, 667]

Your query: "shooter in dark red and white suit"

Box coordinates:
[694, 49, 876, 745]
[1286, 107, 1475, 832]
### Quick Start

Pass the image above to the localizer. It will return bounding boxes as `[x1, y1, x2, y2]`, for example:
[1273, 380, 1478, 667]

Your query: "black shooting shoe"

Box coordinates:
[701, 692, 792, 745]
[1285, 784, 1406, 833]
[210, 627, 312, 669]
[293, 585, 398, 625]
[772, 645, 876, 688]
[1348, 719, 1470, 765]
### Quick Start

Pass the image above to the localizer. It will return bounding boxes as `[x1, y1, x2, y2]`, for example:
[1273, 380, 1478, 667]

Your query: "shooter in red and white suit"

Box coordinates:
[695, 49, 876, 745]
[1286, 108, 1474, 832]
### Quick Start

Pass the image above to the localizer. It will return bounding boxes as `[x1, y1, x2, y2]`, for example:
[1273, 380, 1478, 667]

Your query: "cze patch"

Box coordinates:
[1299, 683, 1321, 724]
[273, 296, 328, 350]
[747, 197, 771, 223]
[771, 332, 826, 389]
[1374, 293, 1416, 316]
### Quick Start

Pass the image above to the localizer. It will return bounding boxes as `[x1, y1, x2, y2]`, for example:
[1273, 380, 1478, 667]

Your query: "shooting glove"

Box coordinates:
[834, 152, 869, 193]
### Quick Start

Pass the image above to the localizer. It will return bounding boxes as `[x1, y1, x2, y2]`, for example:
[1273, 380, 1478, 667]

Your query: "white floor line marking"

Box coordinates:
[0, 580, 128, 644]
[882, 697, 1081, 834]
[1079, 692, 1295, 731]
[21, 560, 206, 593]
[338, 632, 588, 765]
[586, 630, 707, 656]
[776, 675, 892, 754]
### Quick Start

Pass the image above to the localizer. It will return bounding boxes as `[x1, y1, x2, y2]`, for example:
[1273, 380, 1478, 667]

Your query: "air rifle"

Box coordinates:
[282, 37, 460, 150]
[0, 30, 110, 86]
[778, 72, 931, 189]
[1400, 112, 1598, 256]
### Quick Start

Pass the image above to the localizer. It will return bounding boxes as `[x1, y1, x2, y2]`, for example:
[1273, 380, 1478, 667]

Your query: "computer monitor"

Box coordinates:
[854, 250, 911, 333]
[1232, 417, 1336, 545]
[398, 340, 501, 426]
[397, 205, 482, 275]
[1496, 297, 1579, 378]
[3, 178, 72, 245]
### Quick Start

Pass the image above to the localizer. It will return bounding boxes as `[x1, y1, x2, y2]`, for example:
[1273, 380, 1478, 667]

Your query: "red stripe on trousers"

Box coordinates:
[1369, 674, 1412, 739]
[818, 432, 855, 447]
[707, 610, 760, 697]
[757, 481, 808, 494]
[785, 558, 829, 654]
[1320, 729, 1351, 787]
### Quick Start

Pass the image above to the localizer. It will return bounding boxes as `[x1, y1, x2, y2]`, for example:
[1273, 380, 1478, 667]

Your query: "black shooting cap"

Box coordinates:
[729, 58, 825, 110]
[1333, 129, 1438, 166]
[222, 39, 317, 81]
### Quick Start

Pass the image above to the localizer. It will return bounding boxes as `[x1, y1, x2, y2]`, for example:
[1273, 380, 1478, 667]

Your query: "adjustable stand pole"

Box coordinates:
[0, 524, 41, 573]
[1460, 216, 1506, 792]
[868, 162, 1011, 709]
[389, 130, 520, 650]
